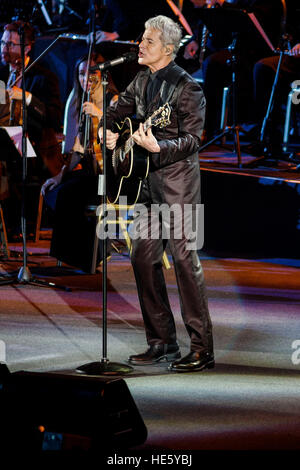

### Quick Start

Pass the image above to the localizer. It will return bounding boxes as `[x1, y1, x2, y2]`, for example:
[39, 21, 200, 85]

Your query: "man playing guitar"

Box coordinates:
[99, 15, 214, 373]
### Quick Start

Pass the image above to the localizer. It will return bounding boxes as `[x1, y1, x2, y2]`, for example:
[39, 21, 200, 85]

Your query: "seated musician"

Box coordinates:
[183, 0, 284, 141]
[0, 20, 62, 176]
[0, 20, 62, 238]
[41, 53, 118, 272]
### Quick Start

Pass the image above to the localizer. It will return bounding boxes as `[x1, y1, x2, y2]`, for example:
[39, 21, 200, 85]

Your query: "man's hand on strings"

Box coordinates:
[132, 123, 160, 153]
[98, 127, 119, 150]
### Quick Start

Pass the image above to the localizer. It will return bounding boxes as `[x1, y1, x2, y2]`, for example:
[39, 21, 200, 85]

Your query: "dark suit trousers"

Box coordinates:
[130, 207, 213, 354]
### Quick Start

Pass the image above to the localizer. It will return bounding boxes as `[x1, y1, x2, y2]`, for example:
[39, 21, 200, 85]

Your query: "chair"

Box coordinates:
[87, 203, 171, 274]
[220, 86, 230, 145]
[0, 203, 10, 259]
[35, 198, 171, 274]
[283, 82, 300, 153]
[34, 89, 76, 244]
[220, 82, 300, 154]
[34, 192, 51, 243]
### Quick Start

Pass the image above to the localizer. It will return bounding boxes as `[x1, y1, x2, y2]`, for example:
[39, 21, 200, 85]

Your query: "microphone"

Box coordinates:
[90, 51, 137, 72]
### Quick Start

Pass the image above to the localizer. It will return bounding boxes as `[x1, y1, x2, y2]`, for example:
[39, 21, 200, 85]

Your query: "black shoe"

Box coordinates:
[128, 344, 181, 365]
[168, 351, 215, 373]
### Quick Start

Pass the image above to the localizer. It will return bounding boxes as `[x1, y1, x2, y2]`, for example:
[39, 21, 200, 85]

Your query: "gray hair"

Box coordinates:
[145, 15, 182, 58]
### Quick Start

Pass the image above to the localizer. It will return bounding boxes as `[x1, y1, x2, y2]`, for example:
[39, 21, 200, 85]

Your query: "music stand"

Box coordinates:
[196, 8, 275, 168]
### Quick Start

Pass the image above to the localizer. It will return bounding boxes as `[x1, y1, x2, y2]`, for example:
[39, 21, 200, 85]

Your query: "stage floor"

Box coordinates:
[0, 239, 300, 456]
[199, 144, 300, 183]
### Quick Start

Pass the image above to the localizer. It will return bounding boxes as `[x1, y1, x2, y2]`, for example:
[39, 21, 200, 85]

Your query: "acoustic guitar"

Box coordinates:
[107, 103, 171, 205]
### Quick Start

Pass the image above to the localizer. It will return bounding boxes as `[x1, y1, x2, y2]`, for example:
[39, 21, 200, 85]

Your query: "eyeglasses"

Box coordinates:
[0, 40, 21, 49]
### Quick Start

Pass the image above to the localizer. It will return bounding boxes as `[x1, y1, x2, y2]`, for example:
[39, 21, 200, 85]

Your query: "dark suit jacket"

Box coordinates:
[104, 61, 205, 208]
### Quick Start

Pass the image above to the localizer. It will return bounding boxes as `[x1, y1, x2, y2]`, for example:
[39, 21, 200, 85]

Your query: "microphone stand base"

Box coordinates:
[0, 267, 71, 291]
[76, 360, 134, 376]
[17, 266, 31, 283]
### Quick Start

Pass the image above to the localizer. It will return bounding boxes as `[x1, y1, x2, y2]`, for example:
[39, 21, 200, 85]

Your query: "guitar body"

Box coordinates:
[106, 103, 171, 205]
[107, 117, 149, 206]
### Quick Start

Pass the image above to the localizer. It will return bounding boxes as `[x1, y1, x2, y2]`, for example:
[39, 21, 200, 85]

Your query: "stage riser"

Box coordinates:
[201, 170, 300, 256]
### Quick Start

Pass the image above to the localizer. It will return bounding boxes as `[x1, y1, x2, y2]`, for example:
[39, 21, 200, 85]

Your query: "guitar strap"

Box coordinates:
[159, 65, 186, 106]
[143, 63, 185, 118]
[159, 81, 175, 105]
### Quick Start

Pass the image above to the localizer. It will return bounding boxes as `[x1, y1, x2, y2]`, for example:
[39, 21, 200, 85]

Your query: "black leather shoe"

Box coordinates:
[128, 344, 181, 365]
[168, 351, 215, 372]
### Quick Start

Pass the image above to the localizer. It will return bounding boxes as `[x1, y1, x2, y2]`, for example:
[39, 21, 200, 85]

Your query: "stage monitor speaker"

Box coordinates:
[0, 370, 147, 453]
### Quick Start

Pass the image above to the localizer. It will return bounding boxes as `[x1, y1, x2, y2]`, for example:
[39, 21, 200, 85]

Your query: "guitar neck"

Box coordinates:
[124, 116, 152, 154]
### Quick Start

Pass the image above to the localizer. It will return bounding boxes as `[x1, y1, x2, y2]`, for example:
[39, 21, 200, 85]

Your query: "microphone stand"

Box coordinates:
[76, 65, 133, 376]
[0, 27, 70, 291]
[259, 49, 285, 156]
[199, 33, 243, 168]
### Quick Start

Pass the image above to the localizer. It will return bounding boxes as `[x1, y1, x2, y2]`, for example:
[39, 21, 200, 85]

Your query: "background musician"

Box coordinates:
[0, 20, 62, 239]
[183, 0, 283, 141]
[99, 15, 214, 372]
[251, 0, 300, 157]
[0, 20, 62, 177]
[41, 53, 118, 272]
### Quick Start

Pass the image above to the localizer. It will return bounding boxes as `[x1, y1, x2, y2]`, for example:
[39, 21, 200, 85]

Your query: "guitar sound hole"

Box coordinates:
[118, 153, 131, 176]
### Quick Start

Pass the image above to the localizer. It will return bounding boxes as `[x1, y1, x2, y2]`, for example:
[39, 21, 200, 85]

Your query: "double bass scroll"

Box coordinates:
[198, 2, 214, 69]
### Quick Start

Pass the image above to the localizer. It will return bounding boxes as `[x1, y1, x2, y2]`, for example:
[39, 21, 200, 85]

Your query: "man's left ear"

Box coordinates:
[165, 45, 174, 55]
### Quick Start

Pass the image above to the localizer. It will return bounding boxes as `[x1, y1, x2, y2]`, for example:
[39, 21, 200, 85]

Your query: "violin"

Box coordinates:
[78, 74, 99, 146]
[8, 75, 17, 126]
[77, 72, 102, 172]
[8, 60, 22, 126]
[8, 59, 21, 126]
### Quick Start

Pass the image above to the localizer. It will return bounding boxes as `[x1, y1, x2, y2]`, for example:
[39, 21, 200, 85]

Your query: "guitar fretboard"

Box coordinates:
[113, 103, 170, 162]
[117, 116, 152, 157]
